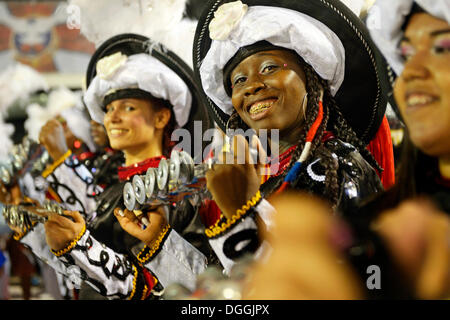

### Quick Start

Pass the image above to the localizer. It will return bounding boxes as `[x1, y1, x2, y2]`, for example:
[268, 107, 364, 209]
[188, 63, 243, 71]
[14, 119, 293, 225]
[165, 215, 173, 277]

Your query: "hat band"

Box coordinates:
[102, 88, 157, 110]
[223, 41, 299, 96]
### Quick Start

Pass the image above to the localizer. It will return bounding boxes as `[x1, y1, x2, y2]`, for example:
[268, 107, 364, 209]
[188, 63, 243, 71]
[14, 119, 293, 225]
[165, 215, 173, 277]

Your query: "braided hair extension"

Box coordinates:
[323, 88, 382, 173]
[227, 57, 380, 206]
[266, 63, 337, 202]
[303, 63, 382, 174]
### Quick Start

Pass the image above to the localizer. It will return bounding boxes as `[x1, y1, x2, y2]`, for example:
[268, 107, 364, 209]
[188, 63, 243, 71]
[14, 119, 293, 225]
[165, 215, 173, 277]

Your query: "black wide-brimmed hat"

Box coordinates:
[193, 0, 391, 144]
[84, 33, 213, 160]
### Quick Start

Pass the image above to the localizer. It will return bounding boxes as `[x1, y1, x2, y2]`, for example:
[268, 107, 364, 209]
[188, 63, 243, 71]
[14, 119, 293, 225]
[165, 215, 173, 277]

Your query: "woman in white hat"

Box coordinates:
[10, 34, 212, 300]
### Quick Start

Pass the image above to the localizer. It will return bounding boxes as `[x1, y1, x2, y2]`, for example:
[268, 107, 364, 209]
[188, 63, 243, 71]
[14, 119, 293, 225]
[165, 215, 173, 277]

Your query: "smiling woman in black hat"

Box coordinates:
[192, 0, 392, 274]
[10, 34, 211, 300]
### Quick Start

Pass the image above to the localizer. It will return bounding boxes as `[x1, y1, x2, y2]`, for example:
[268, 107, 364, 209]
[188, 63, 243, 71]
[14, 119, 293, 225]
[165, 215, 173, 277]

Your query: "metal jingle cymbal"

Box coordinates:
[0, 166, 11, 185]
[53, 202, 64, 215]
[144, 167, 156, 200]
[17, 144, 28, 159]
[157, 158, 169, 191]
[40, 150, 51, 165]
[179, 151, 195, 183]
[12, 153, 24, 171]
[168, 150, 181, 190]
[123, 182, 136, 211]
[132, 175, 146, 205]
[17, 209, 25, 229]
[22, 137, 32, 155]
[2, 206, 10, 223]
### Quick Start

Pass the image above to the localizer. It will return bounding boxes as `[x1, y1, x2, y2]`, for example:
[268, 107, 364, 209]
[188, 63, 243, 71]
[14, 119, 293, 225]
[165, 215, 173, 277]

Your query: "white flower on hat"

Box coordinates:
[96, 52, 128, 80]
[209, 0, 248, 41]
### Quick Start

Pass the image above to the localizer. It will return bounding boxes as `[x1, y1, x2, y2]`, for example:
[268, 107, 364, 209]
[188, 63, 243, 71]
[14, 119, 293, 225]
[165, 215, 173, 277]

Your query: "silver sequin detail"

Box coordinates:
[344, 181, 358, 199]
[307, 158, 325, 182]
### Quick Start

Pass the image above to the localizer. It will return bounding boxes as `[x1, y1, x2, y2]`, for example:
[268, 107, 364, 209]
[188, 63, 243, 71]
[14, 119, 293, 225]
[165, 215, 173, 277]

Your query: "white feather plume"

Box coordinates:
[0, 118, 14, 163]
[68, 0, 195, 66]
[24, 103, 50, 143]
[46, 86, 79, 116]
[0, 63, 49, 115]
[340, 0, 366, 17]
[24, 86, 95, 151]
[155, 17, 197, 68]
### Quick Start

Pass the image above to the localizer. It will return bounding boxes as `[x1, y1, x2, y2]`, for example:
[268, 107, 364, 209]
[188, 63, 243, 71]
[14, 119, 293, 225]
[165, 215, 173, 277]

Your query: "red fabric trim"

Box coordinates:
[266, 131, 334, 179]
[366, 116, 396, 189]
[118, 156, 164, 181]
[269, 145, 297, 177]
[45, 191, 54, 201]
[321, 131, 335, 143]
[141, 267, 156, 298]
[198, 199, 222, 228]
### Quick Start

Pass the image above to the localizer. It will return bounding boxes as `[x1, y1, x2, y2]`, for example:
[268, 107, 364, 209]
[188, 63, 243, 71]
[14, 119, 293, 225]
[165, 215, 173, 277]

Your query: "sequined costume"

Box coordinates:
[202, 135, 384, 273]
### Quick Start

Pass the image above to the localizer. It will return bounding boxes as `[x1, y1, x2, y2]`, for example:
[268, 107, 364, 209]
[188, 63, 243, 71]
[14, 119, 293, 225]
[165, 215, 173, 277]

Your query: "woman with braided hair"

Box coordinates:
[191, 0, 400, 298]
[225, 52, 383, 208]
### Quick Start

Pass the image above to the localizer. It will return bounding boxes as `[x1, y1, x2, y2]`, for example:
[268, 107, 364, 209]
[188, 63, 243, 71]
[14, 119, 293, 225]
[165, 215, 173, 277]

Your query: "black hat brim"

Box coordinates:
[193, 0, 391, 144]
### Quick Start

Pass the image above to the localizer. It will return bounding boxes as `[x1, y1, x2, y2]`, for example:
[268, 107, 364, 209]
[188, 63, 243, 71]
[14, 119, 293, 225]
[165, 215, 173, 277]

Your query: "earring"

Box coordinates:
[225, 112, 237, 133]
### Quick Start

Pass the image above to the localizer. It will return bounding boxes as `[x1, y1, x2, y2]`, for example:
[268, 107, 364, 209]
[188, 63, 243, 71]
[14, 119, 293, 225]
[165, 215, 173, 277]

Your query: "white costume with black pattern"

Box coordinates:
[17, 158, 207, 299]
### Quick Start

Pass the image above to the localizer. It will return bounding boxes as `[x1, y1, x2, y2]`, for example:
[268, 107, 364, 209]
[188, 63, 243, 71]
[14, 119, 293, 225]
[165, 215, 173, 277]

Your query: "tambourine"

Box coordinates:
[123, 150, 213, 211]
[2, 199, 66, 230]
[122, 135, 260, 211]
[0, 137, 52, 186]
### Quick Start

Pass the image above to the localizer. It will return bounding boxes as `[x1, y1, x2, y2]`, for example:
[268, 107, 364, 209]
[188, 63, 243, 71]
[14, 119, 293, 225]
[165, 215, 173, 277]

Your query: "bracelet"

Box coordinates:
[136, 224, 171, 264]
[51, 223, 86, 257]
[128, 264, 139, 300]
[205, 190, 262, 238]
[12, 221, 38, 241]
[128, 265, 159, 300]
[13, 230, 27, 241]
[42, 149, 72, 178]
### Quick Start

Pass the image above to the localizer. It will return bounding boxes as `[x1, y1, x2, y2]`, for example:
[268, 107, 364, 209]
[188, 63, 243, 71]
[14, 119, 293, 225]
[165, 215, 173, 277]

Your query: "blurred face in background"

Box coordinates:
[394, 13, 450, 158]
[90, 120, 109, 148]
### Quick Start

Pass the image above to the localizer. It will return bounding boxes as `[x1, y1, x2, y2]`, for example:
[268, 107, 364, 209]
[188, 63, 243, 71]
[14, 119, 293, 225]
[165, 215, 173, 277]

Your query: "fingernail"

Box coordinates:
[117, 209, 124, 217]
[141, 217, 150, 227]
